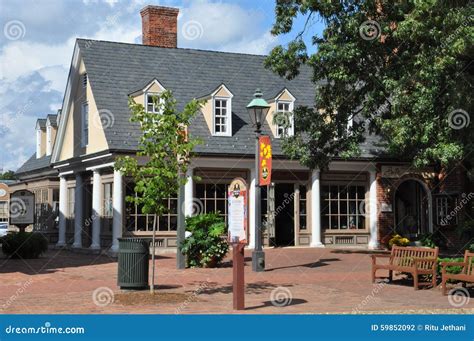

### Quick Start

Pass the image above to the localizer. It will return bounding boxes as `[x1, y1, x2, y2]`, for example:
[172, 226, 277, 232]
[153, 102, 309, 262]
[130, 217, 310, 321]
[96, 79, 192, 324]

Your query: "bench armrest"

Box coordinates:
[371, 254, 391, 265]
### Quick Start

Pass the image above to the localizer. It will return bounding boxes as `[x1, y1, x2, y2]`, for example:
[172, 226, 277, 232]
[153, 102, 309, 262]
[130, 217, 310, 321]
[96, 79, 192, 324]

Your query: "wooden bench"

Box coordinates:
[371, 245, 439, 290]
[441, 250, 474, 295]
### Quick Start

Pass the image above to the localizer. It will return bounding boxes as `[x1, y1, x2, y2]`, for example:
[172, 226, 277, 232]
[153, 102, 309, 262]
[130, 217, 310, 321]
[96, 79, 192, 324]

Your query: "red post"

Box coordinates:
[232, 242, 245, 310]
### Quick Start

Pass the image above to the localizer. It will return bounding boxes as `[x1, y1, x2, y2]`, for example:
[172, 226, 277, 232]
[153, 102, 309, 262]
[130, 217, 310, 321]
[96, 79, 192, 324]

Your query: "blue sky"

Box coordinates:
[0, 0, 324, 172]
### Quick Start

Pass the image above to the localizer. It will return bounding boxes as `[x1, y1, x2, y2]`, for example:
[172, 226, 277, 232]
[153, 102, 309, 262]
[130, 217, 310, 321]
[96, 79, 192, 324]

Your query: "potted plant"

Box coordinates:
[179, 212, 229, 268]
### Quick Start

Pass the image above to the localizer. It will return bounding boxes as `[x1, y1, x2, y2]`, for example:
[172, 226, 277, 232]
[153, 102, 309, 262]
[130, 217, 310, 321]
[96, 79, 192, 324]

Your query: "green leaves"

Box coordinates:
[179, 213, 229, 268]
[266, 0, 473, 174]
[115, 90, 203, 216]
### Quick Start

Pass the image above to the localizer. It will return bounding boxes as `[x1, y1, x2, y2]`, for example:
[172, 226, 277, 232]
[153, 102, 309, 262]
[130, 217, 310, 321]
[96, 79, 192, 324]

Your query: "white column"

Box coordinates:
[311, 169, 324, 247]
[368, 170, 379, 249]
[90, 170, 102, 250]
[72, 173, 84, 248]
[184, 167, 194, 216]
[110, 169, 123, 253]
[56, 176, 67, 246]
[248, 168, 256, 249]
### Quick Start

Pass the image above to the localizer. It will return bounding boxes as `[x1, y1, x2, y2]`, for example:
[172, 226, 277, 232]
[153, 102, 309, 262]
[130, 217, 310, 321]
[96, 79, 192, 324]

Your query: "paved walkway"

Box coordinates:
[0, 247, 472, 314]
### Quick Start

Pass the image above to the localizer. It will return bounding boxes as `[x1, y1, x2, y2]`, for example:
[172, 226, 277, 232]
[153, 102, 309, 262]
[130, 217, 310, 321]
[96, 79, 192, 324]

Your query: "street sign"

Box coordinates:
[227, 177, 247, 244]
[9, 190, 35, 227]
[258, 135, 272, 186]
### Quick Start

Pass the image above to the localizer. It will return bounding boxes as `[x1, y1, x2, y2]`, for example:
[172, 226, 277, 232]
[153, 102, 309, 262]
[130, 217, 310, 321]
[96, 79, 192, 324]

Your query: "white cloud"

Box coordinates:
[178, 0, 277, 54]
[0, 0, 279, 171]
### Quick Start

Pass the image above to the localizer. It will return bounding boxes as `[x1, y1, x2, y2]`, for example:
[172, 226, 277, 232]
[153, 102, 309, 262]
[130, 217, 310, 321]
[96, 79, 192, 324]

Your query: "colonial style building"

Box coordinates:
[11, 114, 60, 240]
[15, 5, 468, 253]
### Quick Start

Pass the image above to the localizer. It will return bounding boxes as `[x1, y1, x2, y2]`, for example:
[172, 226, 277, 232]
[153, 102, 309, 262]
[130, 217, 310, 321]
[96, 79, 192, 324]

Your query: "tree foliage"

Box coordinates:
[266, 0, 473, 174]
[115, 91, 202, 216]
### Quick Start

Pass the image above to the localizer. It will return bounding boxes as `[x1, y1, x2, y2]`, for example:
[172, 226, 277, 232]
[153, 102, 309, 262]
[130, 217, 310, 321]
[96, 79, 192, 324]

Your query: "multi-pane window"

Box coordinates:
[436, 195, 459, 226]
[103, 183, 113, 218]
[276, 102, 294, 137]
[67, 188, 75, 218]
[195, 183, 229, 224]
[125, 184, 177, 232]
[0, 201, 8, 222]
[81, 102, 89, 147]
[146, 93, 162, 114]
[214, 99, 229, 135]
[299, 185, 307, 230]
[321, 185, 366, 230]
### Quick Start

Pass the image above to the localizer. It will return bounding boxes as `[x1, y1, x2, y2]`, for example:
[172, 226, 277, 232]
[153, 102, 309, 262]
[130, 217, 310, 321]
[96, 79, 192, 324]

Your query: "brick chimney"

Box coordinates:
[140, 5, 179, 48]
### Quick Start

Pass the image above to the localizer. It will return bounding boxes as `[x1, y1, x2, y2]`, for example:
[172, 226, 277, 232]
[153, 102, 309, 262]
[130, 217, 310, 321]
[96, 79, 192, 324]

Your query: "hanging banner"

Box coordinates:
[259, 135, 272, 186]
[227, 178, 248, 245]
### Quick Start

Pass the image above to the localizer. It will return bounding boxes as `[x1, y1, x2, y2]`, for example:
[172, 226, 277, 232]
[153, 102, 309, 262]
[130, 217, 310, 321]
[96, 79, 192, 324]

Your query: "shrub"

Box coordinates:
[419, 230, 446, 248]
[2, 232, 48, 259]
[388, 234, 410, 249]
[179, 213, 229, 268]
[468, 244, 474, 253]
[437, 257, 464, 276]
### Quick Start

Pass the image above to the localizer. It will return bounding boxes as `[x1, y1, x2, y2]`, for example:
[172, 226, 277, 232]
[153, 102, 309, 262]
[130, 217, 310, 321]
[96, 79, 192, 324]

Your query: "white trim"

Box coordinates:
[54, 163, 70, 169]
[58, 170, 74, 176]
[368, 170, 379, 249]
[51, 41, 81, 164]
[212, 96, 232, 136]
[210, 84, 233, 137]
[311, 169, 324, 247]
[81, 153, 112, 163]
[144, 92, 164, 114]
[275, 88, 296, 102]
[85, 162, 115, 171]
[274, 99, 295, 138]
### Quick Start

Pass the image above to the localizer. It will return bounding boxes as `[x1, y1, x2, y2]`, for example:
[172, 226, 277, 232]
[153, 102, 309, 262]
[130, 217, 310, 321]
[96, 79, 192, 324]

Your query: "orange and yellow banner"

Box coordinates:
[258, 135, 272, 186]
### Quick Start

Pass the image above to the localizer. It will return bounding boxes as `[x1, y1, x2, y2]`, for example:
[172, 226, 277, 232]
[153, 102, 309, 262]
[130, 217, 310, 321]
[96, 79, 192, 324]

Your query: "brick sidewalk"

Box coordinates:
[0, 247, 472, 314]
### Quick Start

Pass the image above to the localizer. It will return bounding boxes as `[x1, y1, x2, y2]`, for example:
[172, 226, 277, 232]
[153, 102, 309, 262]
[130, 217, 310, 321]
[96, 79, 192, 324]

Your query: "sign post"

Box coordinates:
[9, 190, 35, 232]
[228, 177, 247, 310]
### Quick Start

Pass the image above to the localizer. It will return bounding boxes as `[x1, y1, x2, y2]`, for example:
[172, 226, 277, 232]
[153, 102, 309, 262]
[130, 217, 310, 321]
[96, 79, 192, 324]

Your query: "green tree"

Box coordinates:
[266, 0, 473, 176]
[116, 91, 202, 292]
[0, 170, 16, 180]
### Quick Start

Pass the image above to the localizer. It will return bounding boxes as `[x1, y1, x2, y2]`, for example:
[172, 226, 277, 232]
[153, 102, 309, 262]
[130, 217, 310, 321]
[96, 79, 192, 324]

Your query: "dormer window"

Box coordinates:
[146, 93, 162, 114]
[214, 98, 230, 135]
[275, 100, 294, 138]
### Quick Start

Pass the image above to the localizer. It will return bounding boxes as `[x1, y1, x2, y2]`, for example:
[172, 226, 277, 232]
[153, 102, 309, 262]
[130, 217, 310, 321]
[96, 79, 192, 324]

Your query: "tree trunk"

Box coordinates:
[150, 213, 157, 294]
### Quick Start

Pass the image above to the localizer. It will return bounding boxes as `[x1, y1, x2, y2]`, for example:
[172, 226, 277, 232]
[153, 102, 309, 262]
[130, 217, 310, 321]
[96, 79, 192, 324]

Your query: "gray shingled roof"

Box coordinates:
[79, 39, 380, 158]
[15, 153, 52, 175]
[46, 114, 58, 127]
[36, 119, 46, 130]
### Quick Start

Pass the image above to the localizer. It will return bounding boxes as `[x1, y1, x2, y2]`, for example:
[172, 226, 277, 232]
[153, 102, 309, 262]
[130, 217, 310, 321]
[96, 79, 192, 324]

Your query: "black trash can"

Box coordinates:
[117, 238, 150, 289]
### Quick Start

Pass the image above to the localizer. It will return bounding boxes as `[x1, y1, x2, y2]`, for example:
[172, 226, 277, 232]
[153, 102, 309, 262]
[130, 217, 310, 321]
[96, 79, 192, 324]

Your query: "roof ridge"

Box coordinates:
[76, 38, 268, 58]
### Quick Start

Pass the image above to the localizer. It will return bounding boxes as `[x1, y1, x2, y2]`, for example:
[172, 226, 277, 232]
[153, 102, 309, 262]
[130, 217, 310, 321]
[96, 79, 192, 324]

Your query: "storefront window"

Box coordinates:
[435, 195, 459, 226]
[125, 183, 177, 232]
[0, 201, 8, 222]
[195, 183, 229, 224]
[321, 184, 366, 230]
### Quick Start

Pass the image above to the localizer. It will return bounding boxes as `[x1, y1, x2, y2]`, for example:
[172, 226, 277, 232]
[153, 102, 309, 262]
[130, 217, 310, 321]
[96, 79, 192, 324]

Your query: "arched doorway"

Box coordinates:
[394, 179, 432, 239]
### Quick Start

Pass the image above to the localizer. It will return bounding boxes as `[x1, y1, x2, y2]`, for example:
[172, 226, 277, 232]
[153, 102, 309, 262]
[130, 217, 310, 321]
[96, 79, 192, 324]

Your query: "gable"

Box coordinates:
[55, 52, 109, 162]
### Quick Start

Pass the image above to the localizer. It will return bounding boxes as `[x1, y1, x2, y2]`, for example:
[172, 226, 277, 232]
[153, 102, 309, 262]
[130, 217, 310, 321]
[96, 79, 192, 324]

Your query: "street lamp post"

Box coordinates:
[247, 89, 270, 272]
